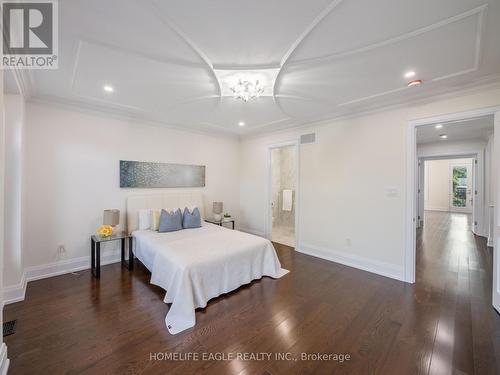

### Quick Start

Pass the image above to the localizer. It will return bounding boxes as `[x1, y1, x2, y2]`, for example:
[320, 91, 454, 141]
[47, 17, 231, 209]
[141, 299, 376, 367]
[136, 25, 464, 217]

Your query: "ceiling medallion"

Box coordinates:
[230, 79, 264, 102]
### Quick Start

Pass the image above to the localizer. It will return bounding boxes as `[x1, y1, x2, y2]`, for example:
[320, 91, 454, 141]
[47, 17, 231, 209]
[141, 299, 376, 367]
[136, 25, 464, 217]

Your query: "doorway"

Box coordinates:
[449, 161, 473, 213]
[405, 107, 500, 314]
[420, 158, 474, 215]
[267, 142, 298, 248]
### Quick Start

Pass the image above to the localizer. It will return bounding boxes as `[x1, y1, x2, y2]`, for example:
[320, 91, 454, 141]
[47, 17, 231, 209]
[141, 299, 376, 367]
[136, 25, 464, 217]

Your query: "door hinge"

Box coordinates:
[474, 221, 478, 226]
[475, 190, 478, 195]
[475, 159, 478, 164]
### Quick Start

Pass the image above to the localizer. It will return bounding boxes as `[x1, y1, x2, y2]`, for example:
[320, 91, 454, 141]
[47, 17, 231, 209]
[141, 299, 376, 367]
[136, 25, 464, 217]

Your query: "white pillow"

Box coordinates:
[138, 209, 152, 230]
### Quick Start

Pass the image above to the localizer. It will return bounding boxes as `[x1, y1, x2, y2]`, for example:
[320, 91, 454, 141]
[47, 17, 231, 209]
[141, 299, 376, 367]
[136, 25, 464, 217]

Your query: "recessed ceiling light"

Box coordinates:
[407, 79, 422, 87]
[435, 124, 443, 129]
[238, 121, 245, 127]
[103, 85, 114, 93]
[404, 71, 416, 78]
[440, 134, 448, 139]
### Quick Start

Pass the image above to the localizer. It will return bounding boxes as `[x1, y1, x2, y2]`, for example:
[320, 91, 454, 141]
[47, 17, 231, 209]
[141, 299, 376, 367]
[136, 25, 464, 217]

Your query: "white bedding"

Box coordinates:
[133, 223, 288, 334]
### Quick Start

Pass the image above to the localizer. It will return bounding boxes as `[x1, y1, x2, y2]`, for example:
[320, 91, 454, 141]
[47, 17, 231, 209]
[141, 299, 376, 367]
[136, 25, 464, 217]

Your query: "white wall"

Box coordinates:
[239, 86, 500, 281]
[424, 159, 450, 211]
[22, 102, 240, 269]
[3, 95, 24, 288]
[0, 70, 10, 372]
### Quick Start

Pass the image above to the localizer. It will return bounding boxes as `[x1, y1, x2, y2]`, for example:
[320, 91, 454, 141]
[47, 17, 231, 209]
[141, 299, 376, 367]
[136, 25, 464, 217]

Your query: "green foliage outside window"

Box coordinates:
[452, 166, 467, 207]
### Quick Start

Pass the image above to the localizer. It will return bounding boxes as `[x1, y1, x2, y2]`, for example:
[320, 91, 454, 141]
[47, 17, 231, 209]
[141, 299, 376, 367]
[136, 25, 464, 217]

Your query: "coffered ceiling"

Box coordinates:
[24, 0, 500, 136]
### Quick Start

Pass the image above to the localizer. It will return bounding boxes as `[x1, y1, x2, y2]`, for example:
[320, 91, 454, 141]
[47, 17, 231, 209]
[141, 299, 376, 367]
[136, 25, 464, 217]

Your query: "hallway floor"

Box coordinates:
[417, 210, 500, 374]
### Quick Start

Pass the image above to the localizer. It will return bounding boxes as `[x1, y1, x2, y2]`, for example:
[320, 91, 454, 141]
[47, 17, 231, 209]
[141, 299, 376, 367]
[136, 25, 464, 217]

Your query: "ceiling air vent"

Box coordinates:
[300, 133, 316, 144]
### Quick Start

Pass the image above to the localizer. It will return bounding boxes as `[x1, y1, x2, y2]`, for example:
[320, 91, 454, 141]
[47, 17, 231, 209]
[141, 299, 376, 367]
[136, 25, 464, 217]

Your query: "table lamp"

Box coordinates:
[213, 202, 223, 221]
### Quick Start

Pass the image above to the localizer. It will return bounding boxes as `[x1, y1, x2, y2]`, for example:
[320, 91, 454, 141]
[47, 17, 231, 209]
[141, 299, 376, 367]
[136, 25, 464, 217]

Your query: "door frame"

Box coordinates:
[405, 105, 500, 284]
[266, 140, 300, 249]
[418, 154, 480, 224]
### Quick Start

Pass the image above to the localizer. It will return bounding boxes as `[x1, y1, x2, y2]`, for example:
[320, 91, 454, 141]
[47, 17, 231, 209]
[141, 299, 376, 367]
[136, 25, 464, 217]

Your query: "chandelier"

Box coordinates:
[230, 79, 264, 102]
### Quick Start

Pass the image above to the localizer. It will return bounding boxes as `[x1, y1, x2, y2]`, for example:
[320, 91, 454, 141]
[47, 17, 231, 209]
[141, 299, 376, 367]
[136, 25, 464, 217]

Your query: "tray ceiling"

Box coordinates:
[26, 0, 500, 136]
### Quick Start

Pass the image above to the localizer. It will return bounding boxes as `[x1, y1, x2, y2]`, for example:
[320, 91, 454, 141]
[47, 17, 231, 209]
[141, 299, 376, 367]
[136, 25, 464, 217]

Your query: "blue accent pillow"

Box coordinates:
[158, 208, 183, 233]
[183, 207, 201, 229]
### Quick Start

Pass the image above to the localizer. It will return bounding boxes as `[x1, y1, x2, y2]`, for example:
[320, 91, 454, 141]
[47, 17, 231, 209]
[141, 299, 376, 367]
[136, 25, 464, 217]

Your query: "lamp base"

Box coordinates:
[213, 213, 222, 221]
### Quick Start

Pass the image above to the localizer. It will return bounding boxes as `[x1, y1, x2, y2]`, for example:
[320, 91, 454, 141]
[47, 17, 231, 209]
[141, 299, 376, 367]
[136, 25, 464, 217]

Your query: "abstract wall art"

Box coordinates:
[120, 160, 206, 188]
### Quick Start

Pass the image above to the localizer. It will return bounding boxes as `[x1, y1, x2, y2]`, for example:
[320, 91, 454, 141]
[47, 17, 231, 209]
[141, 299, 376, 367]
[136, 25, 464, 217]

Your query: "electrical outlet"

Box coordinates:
[57, 245, 66, 260]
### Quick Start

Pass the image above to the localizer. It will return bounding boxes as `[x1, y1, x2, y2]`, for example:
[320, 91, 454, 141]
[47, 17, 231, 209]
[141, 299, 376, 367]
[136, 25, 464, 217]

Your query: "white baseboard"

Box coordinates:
[238, 227, 266, 238]
[425, 207, 450, 212]
[0, 343, 9, 375]
[297, 243, 405, 282]
[3, 272, 27, 304]
[3, 250, 121, 305]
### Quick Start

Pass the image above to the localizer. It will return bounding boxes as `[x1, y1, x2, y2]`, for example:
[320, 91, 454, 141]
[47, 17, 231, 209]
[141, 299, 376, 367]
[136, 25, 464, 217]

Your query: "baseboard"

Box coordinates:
[3, 272, 27, 304]
[238, 227, 266, 238]
[0, 343, 9, 375]
[488, 236, 494, 247]
[3, 250, 121, 305]
[425, 207, 450, 212]
[297, 243, 405, 282]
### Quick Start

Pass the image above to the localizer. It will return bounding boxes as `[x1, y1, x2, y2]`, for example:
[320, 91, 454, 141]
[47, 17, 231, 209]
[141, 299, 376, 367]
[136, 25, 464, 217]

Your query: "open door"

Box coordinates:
[494, 110, 500, 314]
[449, 162, 473, 213]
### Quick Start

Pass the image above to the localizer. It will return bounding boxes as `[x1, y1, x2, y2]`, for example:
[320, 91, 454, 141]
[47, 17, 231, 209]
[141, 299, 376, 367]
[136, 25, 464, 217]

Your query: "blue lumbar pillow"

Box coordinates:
[182, 207, 201, 229]
[158, 208, 183, 232]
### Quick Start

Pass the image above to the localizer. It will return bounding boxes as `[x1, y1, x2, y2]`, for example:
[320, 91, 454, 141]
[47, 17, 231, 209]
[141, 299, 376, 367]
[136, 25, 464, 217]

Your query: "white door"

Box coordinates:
[493, 111, 500, 314]
[449, 162, 473, 213]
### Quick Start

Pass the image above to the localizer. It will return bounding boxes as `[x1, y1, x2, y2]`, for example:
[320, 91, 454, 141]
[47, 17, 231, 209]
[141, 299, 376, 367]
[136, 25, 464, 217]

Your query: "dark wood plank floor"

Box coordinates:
[4, 211, 500, 374]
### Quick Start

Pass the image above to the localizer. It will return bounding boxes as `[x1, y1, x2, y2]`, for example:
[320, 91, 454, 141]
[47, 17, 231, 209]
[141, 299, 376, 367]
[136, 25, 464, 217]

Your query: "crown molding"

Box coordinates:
[28, 95, 240, 140]
[241, 76, 500, 140]
[26, 74, 500, 141]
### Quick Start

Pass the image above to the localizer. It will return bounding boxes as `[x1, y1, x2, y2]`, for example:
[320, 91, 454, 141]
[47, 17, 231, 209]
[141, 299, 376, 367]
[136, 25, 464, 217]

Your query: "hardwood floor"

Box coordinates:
[4, 211, 500, 374]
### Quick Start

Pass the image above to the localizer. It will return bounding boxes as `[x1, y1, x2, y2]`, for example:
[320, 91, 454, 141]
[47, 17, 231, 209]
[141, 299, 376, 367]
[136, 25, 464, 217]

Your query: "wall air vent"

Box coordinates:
[300, 133, 316, 144]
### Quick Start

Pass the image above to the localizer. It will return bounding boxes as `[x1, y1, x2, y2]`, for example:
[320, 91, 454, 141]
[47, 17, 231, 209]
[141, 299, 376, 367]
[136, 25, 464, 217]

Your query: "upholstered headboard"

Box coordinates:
[126, 193, 205, 234]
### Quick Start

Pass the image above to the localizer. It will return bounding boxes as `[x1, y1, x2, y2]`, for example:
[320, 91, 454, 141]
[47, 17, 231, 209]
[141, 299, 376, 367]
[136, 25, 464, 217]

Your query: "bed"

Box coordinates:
[126, 193, 289, 334]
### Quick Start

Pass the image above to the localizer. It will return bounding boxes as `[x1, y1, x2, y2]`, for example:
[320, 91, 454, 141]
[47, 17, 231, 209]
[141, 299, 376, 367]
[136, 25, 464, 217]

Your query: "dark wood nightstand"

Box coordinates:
[90, 232, 134, 278]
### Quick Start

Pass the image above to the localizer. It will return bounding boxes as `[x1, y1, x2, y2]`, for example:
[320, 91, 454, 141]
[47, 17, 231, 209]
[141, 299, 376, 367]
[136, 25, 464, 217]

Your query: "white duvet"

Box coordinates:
[133, 223, 288, 334]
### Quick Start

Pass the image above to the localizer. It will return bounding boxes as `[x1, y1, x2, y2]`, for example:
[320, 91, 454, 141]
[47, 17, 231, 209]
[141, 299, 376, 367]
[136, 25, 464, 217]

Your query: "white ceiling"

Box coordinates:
[23, 0, 500, 136]
[416, 115, 494, 144]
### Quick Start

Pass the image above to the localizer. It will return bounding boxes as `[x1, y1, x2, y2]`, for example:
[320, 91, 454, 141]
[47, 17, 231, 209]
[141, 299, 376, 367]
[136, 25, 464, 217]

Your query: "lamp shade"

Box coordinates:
[103, 209, 120, 226]
[213, 202, 223, 214]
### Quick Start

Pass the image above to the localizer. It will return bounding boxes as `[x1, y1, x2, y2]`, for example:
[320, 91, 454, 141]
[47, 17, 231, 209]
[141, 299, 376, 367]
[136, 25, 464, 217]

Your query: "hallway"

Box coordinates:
[417, 210, 500, 374]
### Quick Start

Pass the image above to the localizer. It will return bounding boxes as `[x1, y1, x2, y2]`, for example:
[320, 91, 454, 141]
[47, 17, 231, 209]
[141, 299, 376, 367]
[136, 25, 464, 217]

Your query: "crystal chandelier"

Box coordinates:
[230, 79, 264, 102]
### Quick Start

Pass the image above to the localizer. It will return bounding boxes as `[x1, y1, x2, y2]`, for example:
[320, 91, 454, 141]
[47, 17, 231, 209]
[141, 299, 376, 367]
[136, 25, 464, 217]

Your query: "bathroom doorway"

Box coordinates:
[268, 142, 298, 248]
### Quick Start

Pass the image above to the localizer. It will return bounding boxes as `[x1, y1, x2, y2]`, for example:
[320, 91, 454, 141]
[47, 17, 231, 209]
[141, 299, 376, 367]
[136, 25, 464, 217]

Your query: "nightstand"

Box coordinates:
[204, 218, 235, 230]
[90, 232, 133, 278]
